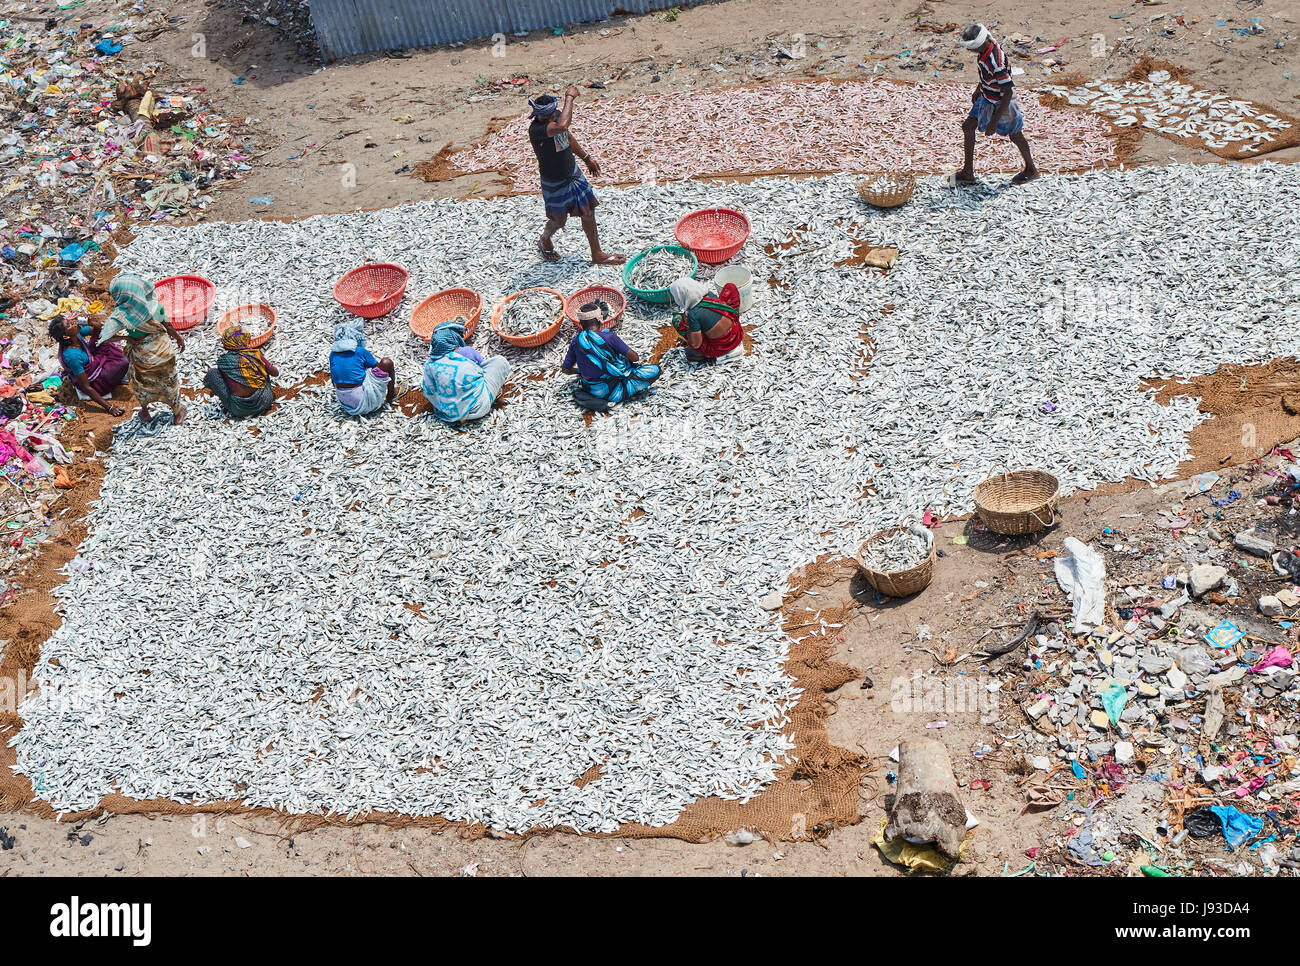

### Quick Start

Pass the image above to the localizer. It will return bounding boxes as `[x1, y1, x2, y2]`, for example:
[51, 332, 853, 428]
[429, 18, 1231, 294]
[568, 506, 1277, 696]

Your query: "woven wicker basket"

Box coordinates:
[855, 522, 935, 598]
[216, 303, 276, 348]
[974, 468, 1061, 536]
[490, 287, 565, 348]
[410, 288, 481, 343]
[856, 172, 916, 209]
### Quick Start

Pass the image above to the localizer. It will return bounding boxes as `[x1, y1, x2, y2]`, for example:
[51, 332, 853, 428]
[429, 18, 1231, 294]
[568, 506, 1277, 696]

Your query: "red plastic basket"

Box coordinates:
[216, 303, 277, 348]
[154, 274, 215, 331]
[410, 288, 481, 343]
[333, 263, 409, 319]
[674, 207, 751, 264]
[563, 285, 625, 331]
[490, 288, 565, 348]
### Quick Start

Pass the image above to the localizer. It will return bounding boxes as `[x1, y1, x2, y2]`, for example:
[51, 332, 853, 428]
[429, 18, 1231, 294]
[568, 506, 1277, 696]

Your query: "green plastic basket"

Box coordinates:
[621, 244, 699, 305]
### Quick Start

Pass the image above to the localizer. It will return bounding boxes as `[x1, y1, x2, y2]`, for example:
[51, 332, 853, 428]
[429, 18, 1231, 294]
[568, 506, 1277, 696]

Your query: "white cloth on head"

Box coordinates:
[668, 277, 709, 313]
[960, 24, 989, 50]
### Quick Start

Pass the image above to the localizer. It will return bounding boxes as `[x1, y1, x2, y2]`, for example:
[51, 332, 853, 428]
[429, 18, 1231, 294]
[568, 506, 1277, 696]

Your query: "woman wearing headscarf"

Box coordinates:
[203, 327, 279, 418]
[329, 319, 395, 416]
[560, 305, 660, 412]
[108, 273, 186, 425]
[668, 278, 746, 365]
[48, 314, 127, 417]
[420, 320, 511, 423]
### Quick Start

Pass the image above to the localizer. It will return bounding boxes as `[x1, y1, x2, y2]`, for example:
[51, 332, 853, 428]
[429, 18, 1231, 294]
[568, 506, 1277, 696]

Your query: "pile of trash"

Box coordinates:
[0, 8, 259, 326]
[234, 0, 319, 59]
[0, 328, 74, 591]
[998, 458, 1300, 875]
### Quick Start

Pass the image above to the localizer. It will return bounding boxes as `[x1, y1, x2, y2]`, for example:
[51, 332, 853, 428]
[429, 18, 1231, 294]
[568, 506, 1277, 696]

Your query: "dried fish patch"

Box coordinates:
[17, 163, 1300, 829]
[450, 79, 1120, 192]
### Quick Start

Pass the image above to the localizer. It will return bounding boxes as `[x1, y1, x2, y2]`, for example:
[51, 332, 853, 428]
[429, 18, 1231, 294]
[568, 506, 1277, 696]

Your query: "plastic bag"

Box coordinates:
[1053, 537, 1106, 631]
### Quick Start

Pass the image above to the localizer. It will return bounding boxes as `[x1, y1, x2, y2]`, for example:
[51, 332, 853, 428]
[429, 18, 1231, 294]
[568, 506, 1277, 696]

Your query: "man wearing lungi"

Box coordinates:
[528, 86, 624, 265]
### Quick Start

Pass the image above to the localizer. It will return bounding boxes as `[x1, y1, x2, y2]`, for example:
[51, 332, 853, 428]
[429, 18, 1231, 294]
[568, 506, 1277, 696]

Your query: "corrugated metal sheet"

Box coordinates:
[310, 0, 699, 62]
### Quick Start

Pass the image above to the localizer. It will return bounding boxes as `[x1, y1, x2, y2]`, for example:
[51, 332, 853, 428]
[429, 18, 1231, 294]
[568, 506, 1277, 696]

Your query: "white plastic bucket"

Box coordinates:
[713, 266, 753, 313]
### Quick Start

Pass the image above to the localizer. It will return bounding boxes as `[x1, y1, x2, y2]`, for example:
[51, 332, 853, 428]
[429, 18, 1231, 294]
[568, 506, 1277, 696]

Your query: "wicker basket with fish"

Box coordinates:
[491, 287, 565, 348]
[855, 519, 935, 597]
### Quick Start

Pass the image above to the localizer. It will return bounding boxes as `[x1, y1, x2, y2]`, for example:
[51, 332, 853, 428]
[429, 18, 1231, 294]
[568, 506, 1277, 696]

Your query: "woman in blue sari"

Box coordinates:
[561, 306, 661, 412]
[421, 320, 511, 423]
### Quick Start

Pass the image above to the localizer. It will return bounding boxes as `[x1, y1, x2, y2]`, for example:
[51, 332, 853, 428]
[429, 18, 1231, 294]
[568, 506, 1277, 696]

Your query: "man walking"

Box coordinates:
[528, 86, 624, 264]
[955, 23, 1039, 186]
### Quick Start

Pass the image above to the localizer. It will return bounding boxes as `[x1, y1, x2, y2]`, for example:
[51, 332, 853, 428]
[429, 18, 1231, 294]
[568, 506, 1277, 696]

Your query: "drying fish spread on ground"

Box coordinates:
[15, 163, 1300, 828]
[1044, 70, 1300, 158]
[452, 79, 1120, 191]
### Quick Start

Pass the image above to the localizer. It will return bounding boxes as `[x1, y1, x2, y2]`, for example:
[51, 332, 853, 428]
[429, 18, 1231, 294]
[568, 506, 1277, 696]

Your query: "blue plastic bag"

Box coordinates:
[1210, 805, 1263, 850]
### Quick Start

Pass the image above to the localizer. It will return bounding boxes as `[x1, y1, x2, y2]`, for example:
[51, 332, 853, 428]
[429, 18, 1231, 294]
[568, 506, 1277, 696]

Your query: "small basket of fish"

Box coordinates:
[491, 287, 565, 348]
[216, 303, 276, 348]
[855, 518, 936, 598]
[410, 287, 482, 343]
[974, 467, 1061, 536]
[674, 207, 751, 264]
[154, 274, 216, 331]
[622, 244, 699, 304]
[564, 285, 625, 331]
[333, 262, 409, 319]
[857, 172, 916, 209]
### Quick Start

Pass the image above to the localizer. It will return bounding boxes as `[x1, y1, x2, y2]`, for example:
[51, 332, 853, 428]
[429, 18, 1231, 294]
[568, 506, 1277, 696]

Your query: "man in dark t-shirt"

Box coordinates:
[527, 87, 623, 265]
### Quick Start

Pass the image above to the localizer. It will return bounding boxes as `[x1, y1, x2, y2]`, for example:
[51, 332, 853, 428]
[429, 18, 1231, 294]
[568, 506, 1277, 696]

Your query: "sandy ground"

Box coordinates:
[2, 0, 1300, 876]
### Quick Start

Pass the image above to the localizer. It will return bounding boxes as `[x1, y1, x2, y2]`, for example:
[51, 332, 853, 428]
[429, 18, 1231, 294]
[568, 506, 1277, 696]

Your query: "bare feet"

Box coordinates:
[1011, 168, 1040, 185]
[591, 251, 625, 266]
[173, 403, 187, 425]
[539, 238, 559, 262]
[953, 170, 976, 185]
[137, 406, 151, 423]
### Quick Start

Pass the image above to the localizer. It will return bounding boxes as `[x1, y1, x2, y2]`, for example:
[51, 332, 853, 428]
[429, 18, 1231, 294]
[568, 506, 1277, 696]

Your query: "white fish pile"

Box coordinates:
[1043, 73, 1294, 154]
[629, 247, 695, 292]
[859, 528, 930, 573]
[500, 289, 561, 336]
[16, 163, 1300, 829]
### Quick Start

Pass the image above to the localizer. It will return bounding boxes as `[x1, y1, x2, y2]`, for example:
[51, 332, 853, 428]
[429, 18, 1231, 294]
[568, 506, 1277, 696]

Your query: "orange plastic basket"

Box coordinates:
[674, 207, 751, 264]
[490, 288, 565, 348]
[410, 288, 482, 343]
[563, 285, 625, 331]
[154, 274, 215, 330]
[333, 263, 409, 319]
[215, 303, 277, 348]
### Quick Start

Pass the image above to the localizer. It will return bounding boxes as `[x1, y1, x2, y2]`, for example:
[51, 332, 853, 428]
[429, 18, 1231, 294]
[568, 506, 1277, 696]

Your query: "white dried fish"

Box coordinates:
[17, 162, 1299, 833]
[629, 248, 694, 291]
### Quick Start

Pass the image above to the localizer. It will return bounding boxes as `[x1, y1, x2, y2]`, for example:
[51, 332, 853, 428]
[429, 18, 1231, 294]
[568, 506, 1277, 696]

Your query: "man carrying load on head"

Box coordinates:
[955, 23, 1039, 187]
[528, 86, 624, 266]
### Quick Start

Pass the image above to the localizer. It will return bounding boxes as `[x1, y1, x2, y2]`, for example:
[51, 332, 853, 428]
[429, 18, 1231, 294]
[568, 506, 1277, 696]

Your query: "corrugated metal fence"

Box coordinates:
[309, 0, 699, 62]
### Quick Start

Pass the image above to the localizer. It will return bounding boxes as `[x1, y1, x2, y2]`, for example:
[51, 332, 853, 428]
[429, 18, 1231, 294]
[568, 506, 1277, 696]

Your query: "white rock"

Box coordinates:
[1260, 595, 1284, 617]
[1189, 564, 1227, 598]
[1113, 741, 1135, 765]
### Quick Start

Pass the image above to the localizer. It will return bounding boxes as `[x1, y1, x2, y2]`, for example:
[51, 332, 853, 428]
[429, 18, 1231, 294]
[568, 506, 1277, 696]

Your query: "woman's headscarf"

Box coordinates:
[108, 273, 167, 336]
[668, 277, 709, 313]
[428, 320, 467, 362]
[331, 319, 365, 354]
[217, 326, 268, 389]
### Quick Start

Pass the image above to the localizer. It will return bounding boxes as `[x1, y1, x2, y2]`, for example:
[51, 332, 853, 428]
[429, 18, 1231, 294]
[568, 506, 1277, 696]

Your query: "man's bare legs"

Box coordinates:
[955, 115, 978, 184]
[580, 212, 623, 265]
[1009, 131, 1039, 184]
[539, 215, 564, 262]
